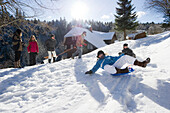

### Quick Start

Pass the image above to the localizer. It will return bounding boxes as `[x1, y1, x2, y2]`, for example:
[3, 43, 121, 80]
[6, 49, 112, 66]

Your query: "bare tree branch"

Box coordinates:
[145, 0, 170, 14]
[0, 0, 60, 27]
[0, 15, 36, 28]
[0, 18, 20, 28]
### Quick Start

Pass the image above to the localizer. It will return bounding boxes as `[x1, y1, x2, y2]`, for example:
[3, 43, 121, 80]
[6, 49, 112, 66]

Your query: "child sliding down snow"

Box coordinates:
[85, 50, 150, 75]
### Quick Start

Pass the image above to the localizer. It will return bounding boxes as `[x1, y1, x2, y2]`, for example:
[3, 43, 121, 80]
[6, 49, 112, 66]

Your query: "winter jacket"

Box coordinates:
[121, 48, 136, 58]
[76, 35, 85, 47]
[91, 54, 124, 73]
[45, 38, 57, 51]
[12, 34, 23, 51]
[27, 41, 39, 53]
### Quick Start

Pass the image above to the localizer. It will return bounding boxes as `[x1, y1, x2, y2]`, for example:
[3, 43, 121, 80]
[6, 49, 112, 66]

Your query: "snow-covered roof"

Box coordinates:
[127, 33, 137, 39]
[64, 27, 107, 48]
[126, 31, 146, 39]
[93, 31, 115, 40]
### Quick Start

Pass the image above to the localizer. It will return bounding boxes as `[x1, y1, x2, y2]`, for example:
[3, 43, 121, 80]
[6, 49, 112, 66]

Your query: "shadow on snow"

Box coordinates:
[0, 65, 44, 96]
[74, 59, 170, 112]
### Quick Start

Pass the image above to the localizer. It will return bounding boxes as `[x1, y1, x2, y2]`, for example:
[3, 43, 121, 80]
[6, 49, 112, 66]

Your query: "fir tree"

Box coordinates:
[115, 0, 138, 40]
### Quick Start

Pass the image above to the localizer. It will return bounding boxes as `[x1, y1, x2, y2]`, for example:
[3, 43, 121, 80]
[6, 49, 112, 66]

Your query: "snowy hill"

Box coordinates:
[0, 31, 170, 113]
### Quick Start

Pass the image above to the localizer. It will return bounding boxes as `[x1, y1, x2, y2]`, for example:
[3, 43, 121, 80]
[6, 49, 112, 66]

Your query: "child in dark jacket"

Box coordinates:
[27, 35, 39, 66]
[45, 34, 57, 63]
[119, 43, 136, 58]
[85, 50, 150, 75]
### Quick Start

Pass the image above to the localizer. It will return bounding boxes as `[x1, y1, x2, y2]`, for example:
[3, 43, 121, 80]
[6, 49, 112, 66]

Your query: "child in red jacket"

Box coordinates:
[27, 35, 39, 66]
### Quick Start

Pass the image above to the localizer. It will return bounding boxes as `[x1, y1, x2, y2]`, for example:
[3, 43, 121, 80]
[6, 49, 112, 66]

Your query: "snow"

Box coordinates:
[64, 27, 107, 48]
[0, 31, 170, 113]
[93, 31, 115, 40]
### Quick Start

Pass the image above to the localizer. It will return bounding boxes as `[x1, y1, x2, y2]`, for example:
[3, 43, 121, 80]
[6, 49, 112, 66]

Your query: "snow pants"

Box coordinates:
[15, 51, 21, 62]
[29, 52, 37, 66]
[48, 51, 57, 59]
[104, 55, 136, 74]
[72, 46, 83, 58]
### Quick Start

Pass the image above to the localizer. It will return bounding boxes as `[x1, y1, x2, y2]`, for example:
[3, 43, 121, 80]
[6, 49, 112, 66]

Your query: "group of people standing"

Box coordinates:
[12, 29, 87, 68]
[12, 29, 57, 68]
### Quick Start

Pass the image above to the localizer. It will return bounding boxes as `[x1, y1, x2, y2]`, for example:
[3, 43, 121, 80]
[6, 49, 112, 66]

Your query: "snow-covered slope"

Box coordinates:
[0, 31, 170, 113]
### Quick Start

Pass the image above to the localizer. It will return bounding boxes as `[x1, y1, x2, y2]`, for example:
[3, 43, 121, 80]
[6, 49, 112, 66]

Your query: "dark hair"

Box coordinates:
[15, 29, 22, 36]
[51, 34, 55, 38]
[97, 50, 105, 58]
[123, 43, 128, 47]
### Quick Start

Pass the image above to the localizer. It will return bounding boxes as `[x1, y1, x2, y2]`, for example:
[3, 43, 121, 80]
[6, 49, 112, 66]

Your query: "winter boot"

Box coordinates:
[134, 58, 150, 67]
[53, 57, 56, 63]
[14, 61, 21, 68]
[143, 58, 150, 67]
[14, 62, 17, 68]
[48, 59, 51, 63]
[71, 56, 74, 59]
[18, 60, 22, 68]
[115, 67, 129, 74]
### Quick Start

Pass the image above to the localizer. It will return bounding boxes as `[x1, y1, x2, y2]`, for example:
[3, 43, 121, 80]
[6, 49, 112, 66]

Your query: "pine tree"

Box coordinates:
[115, 0, 138, 40]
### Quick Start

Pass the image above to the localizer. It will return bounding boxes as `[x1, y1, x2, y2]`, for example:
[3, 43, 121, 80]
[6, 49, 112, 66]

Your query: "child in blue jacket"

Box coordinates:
[85, 50, 150, 75]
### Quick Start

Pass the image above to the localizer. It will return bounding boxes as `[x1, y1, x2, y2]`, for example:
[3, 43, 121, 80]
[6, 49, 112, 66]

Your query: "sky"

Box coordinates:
[34, 0, 164, 23]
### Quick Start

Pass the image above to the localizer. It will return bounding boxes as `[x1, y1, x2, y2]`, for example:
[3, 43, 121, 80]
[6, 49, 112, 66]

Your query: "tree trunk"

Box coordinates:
[123, 29, 126, 40]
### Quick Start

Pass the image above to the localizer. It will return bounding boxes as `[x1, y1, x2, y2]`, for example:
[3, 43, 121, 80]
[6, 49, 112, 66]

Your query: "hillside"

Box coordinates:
[0, 31, 170, 113]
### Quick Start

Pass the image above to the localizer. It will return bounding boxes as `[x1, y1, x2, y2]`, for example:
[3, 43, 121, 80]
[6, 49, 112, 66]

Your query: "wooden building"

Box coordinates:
[127, 31, 147, 40]
[63, 27, 116, 58]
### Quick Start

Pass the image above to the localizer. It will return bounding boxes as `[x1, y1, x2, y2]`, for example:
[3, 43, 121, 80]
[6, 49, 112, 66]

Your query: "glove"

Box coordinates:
[85, 70, 93, 74]
[118, 52, 122, 55]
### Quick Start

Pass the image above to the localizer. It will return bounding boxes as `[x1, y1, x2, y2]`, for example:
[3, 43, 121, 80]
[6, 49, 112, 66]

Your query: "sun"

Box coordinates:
[71, 1, 88, 19]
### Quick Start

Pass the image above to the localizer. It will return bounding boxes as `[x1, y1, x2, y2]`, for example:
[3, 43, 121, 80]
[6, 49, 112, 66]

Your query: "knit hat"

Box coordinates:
[123, 43, 128, 47]
[83, 31, 86, 34]
[51, 34, 55, 38]
[97, 50, 105, 58]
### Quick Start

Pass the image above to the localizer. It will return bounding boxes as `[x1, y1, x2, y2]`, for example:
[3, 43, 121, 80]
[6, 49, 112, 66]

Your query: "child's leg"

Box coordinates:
[104, 65, 117, 74]
[113, 55, 136, 69]
[48, 51, 52, 59]
[51, 51, 57, 62]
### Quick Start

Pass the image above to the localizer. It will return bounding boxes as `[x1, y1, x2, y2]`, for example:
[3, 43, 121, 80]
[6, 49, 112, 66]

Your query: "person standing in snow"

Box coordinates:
[27, 35, 39, 66]
[85, 50, 150, 75]
[119, 43, 136, 58]
[72, 31, 87, 59]
[12, 29, 24, 68]
[45, 34, 57, 63]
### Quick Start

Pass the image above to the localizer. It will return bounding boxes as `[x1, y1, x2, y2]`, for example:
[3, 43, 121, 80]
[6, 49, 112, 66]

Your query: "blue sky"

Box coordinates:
[35, 0, 164, 23]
